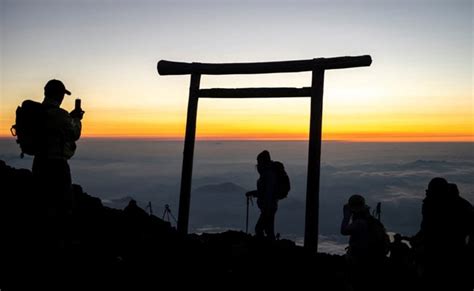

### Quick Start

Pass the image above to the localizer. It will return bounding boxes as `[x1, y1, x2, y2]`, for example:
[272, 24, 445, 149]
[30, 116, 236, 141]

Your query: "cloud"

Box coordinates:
[317, 235, 348, 255]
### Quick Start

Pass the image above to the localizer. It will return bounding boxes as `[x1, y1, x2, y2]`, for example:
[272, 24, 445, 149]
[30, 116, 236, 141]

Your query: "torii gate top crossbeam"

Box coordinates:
[158, 55, 371, 75]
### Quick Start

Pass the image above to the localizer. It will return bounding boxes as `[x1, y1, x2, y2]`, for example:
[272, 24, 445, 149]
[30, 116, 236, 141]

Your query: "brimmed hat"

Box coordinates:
[44, 79, 71, 96]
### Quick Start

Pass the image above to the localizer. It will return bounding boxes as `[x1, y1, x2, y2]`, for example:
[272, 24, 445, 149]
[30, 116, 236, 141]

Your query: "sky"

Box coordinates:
[1, 0, 472, 141]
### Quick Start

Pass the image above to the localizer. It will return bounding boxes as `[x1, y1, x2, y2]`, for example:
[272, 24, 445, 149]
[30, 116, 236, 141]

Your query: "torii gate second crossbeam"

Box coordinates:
[157, 55, 372, 252]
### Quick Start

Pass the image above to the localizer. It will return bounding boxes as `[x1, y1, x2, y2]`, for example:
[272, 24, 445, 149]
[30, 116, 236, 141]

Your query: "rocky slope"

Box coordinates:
[0, 160, 347, 290]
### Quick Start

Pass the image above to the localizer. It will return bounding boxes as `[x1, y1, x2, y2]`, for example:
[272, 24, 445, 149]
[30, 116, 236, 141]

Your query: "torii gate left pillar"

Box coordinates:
[157, 55, 372, 253]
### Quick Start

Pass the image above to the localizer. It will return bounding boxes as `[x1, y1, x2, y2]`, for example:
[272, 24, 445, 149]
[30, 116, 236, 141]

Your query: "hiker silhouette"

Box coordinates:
[341, 194, 389, 291]
[412, 178, 474, 291]
[246, 150, 281, 240]
[124, 199, 149, 219]
[31, 79, 84, 216]
[389, 233, 411, 266]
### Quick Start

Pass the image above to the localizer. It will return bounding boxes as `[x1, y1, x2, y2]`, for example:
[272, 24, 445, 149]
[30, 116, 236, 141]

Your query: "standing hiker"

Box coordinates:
[413, 178, 473, 291]
[246, 150, 290, 240]
[35, 79, 84, 214]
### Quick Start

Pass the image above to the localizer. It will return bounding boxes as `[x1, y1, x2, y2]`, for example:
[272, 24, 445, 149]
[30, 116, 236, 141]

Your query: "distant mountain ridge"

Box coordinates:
[193, 182, 247, 195]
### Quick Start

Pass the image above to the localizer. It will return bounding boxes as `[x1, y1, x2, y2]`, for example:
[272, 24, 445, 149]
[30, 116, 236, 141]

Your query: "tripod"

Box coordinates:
[162, 204, 177, 225]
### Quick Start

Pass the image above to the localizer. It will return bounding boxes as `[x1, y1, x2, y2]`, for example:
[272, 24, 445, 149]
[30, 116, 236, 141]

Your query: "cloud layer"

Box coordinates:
[2, 139, 472, 252]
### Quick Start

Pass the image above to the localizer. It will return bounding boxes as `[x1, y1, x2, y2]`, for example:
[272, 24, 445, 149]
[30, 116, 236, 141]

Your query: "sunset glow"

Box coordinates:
[1, 0, 472, 142]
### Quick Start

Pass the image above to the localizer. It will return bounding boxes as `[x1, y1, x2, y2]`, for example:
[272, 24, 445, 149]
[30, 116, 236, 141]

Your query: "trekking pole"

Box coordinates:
[372, 202, 381, 221]
[375, 202, 381, 221]
[245, 195, 254, 234]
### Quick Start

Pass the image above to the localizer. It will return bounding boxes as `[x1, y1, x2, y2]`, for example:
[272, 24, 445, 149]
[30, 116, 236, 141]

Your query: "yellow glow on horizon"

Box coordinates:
[1, 76, 472, 142]
[1, 95, 472, 142]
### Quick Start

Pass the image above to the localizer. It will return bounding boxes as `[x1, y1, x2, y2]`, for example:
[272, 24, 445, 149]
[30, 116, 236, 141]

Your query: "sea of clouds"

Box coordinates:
[2, 139, 473, 254]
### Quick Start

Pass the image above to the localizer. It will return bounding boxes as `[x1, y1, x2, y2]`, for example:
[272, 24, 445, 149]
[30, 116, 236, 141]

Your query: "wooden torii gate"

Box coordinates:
[157, 55, 372, 252]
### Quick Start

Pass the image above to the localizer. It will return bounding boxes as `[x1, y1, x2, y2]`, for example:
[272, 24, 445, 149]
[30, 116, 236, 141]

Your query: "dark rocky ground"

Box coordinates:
[5, 160, 471, 290]
[0, 160, 351, 290]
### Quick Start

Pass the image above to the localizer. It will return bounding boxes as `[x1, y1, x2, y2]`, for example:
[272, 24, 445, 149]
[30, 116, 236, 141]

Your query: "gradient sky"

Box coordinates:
[1, 0, 472, 141]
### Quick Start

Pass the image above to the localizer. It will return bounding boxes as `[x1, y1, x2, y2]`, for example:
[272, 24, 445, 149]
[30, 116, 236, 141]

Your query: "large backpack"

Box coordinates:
[10, 100, 48, 158]
[272, 161, 290, 200]
[367, 216, 390, 258]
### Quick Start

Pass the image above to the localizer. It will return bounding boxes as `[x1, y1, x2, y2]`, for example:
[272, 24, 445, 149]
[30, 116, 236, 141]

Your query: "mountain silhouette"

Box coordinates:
[193, 182, 247, 196]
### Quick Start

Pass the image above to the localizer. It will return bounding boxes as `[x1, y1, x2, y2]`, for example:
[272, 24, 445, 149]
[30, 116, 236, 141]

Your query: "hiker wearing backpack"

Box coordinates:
[246, 150, 290, 240]
[412, 178, 474, 291]
[23, 80, 84, 214]
[341, 194, 389, 291]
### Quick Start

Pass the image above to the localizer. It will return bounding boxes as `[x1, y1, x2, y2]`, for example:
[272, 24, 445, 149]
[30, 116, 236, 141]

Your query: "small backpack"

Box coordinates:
[10, 100, 48, 158]
[272, 161, 290, 200]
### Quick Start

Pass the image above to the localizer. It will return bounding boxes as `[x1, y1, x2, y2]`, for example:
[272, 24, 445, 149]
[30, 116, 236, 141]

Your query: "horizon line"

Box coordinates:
[1, 135, 473, 143]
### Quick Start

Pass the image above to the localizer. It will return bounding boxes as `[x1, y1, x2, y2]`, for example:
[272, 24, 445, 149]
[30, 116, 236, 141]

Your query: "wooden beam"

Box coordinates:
[158, 55, 372, 75]
[177, 73, 201, 235]
[304, 69, 324, 253]
[198, 87, 311, 98]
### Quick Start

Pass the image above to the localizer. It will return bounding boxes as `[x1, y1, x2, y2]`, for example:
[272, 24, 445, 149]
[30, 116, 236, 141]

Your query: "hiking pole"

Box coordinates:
[245, 195, 254, 234]
[372, 202, 381, 221]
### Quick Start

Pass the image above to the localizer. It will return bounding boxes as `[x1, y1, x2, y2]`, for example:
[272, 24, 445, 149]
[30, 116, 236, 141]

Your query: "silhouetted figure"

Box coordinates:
[32, 79, 84, 216]
[124, 199, 149, 219]
[246, 150, 280, 240]
[387, 233, 417, 290]
[413, 178, 474, 291]
[341, 194, 389, 291]
[390, 233, 411, 266]
[28, 79, 84, 256]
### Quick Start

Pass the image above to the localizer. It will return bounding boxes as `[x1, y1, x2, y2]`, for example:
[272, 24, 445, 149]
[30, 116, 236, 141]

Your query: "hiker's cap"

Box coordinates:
[44, 79, 71, 96]
[348, 194, 367, 212]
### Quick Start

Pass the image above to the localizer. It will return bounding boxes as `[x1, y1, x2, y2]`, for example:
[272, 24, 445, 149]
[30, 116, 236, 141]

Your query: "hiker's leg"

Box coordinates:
[38, 159, 72, 245]
[255, 211, 265, 237]
[57, 160, 73, 214]
[265, 209, 276, 240]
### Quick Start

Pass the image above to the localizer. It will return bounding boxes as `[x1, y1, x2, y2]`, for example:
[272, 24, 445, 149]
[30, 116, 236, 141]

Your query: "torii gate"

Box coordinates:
[157, 55, 372, 252]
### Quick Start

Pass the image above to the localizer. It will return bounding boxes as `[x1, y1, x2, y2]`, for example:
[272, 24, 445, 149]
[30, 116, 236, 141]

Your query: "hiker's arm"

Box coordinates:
[63, 112, 82, 141]
[340, 204, 353, 235]
[71, 117, 82, 141]
[341, 219, 366, 236]
[49, 108, 82, 142]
